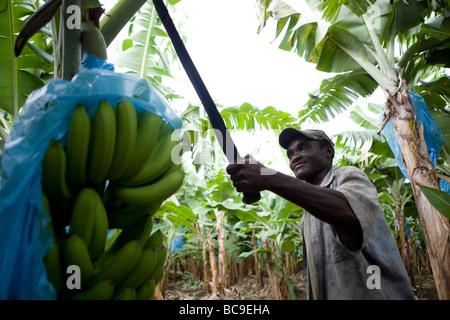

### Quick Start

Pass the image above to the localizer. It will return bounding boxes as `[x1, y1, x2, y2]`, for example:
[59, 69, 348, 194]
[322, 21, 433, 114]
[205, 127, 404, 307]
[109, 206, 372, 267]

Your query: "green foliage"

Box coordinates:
[109, 1, 179, 98]
[258, 0, 450, 124]
[419, 185, 450, 219]
[221, 103, 301, 131]
[301, 70, 378, 123]
[0, 0, 50, 116]
[307, 0, 378, 22]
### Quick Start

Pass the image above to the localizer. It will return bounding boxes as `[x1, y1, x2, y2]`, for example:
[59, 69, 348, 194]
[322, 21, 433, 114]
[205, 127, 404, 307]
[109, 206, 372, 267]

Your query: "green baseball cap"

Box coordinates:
[279, 128, 334, 149]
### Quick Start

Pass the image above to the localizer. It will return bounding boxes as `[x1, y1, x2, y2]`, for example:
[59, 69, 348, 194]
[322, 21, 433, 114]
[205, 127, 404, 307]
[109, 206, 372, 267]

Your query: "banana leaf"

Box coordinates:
[157, 201, 198, 234]
[206, 169, 237, 203]
[419, 185, 450, 219]
[110, 1, 177, 98]
[306, 0, 377, 22]
[301, 69, 378, 123]
[220, 102, 300, 131]
[349, 104, 381, 130]
[0, 0, 46, 116]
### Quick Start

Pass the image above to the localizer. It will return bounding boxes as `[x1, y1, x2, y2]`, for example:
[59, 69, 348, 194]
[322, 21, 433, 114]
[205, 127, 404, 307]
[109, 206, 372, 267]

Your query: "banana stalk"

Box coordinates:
[99, 0, 148, 47]
[51, 7, 61, 79]
[60, 0, 81, 80]
[139, 4, 157, 79]
[362, 12, 397, 82]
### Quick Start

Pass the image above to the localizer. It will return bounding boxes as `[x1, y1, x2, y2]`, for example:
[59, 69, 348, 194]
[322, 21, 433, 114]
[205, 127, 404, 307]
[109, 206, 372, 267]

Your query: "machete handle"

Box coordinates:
[242, 192, 261, 204]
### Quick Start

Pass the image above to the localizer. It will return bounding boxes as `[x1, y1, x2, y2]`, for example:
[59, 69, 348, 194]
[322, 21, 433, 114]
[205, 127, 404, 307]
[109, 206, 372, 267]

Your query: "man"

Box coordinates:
[226, 128, 416, 300]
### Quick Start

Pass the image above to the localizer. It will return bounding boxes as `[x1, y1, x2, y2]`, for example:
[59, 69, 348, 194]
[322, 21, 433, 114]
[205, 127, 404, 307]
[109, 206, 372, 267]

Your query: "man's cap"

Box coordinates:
[279, 128, 334, 149]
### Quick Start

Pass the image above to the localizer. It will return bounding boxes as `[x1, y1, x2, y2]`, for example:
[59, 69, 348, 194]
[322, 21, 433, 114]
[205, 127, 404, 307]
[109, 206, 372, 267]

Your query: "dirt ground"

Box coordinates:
[164, 270, 438, 300]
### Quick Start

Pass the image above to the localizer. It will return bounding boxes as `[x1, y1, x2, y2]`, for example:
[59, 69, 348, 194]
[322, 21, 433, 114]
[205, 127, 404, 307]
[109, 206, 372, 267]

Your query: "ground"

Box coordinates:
[164, 270, 438, 300]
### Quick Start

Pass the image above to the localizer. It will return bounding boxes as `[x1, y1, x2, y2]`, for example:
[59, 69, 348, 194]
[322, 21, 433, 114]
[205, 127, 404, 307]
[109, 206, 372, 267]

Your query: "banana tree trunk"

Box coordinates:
[383, 80, 450, 300]
[395, 212, 416, 290]
[193, 224, 209, 294]
[207, 230, 219, 294]
[262, 237, 283, 300]
[252, 230, 263, 288]
[215, 210, 228, 290]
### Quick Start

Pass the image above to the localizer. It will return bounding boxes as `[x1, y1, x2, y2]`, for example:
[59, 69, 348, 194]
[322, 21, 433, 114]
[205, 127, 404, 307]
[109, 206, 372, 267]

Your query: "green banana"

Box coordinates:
[90, 240, 142, 287]
[113, 169, 184, 206]
[112, 287, 137, 300]
[107, 214, 154, 254]
[87, 100, 117, 184]
[66, 105, 91, 186]
[88, 195, 109, 260]
[106, 100, 138, 180]
[118, 125, 178, 187]
[107, 200, 162, 230]
[115, 248, 157, 293]
[102, 185, 122, 210]
[152, 267, 164, 286]
[63, 234, 95, 285]
[121, 111, 162, 179]
[15, 0, 62, 57]
[143, 230, 164, 251]
[42, 192, 51, 214]
[150, 245, 167, 284]
[41, 140, 72, 199]
[70, 279, 115, 300]
[43, 221, 65, 293]
[81, 21, 107, 60]
[68, 188, 98, 245]
[136, 278, 156, 300]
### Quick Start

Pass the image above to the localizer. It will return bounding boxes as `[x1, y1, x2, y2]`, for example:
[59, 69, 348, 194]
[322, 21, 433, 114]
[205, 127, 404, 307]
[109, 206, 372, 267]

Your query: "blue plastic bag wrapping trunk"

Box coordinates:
[0, 62, 182, 299]
[379, 91, 447, 190]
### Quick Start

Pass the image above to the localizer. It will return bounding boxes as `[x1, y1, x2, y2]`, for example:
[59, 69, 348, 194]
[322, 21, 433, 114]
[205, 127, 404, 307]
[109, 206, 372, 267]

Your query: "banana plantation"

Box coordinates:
[0, 0, 449, 301]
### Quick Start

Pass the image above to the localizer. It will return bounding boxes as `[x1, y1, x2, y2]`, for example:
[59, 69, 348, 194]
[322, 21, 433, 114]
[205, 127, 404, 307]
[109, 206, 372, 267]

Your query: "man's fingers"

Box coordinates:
[233, 179, 248, 193]
[226, 163, 240, 175]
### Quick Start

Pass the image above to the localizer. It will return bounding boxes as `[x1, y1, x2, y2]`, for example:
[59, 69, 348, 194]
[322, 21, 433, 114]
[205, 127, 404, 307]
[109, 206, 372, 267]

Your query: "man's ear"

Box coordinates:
[324, 145, 334, 160]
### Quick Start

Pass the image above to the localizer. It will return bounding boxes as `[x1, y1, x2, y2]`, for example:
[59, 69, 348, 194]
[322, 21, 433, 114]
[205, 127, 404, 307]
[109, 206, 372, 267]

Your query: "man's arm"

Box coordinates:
[226, 157, 363, 250]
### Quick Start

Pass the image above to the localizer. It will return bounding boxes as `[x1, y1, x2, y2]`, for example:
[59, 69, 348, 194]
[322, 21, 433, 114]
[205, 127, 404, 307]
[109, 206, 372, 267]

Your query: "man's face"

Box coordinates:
[286, 136, 333, 184]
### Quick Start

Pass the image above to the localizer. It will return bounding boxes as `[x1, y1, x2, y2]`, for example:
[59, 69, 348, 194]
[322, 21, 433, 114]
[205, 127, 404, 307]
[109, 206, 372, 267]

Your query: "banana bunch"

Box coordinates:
[40, 99, 184, 300]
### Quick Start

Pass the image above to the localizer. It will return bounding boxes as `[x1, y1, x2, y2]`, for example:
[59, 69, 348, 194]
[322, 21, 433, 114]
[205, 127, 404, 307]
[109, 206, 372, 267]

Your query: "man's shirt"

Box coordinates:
[302, 166, 416, 300]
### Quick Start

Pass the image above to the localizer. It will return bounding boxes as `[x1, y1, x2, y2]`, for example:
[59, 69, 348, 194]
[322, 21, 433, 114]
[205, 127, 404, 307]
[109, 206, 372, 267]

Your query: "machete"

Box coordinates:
[152, 0, 261, 204]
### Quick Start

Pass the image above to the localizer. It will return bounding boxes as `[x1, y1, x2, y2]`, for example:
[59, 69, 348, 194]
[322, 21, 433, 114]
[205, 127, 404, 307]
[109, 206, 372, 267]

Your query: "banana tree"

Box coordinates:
[152, 199, 198, 296]
[234, 192, 303, 300]
[257, 0, 450, 299]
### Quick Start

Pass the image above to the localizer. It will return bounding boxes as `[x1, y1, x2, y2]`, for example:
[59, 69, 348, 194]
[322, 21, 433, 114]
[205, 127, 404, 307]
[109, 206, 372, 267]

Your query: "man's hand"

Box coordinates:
[226, 155, 276, 193]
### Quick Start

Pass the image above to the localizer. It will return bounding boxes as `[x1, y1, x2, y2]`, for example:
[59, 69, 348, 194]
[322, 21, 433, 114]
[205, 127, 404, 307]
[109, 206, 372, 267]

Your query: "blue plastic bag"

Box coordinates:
[0, 61, 182, 299]
[171, 226, 185, 253]
[380, 91, 444, 182]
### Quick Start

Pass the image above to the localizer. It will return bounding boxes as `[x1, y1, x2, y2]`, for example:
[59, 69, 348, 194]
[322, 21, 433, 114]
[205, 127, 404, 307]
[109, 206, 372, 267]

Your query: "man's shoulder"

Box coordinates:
[334, 165, 365, 176]
[333, 165, 371, 183]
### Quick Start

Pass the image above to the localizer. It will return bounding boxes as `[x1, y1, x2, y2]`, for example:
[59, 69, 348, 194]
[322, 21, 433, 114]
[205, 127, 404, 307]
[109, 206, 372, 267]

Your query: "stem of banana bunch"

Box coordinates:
[140, 4, 157, 79]
[60, 0, 81, 80]
[51, 6, 61, 79]
[100, 0, 148, 47]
